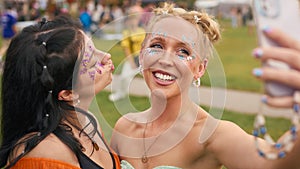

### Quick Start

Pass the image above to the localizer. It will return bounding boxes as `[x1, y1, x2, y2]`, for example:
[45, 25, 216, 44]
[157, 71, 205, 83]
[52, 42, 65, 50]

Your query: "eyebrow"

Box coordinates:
[150, 36, 166, 43]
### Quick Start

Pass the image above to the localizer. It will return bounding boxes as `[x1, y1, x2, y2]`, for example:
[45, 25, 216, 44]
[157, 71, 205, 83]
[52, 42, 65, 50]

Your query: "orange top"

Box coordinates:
[11, 154, 121, 169]
[11, 158, 80, 169]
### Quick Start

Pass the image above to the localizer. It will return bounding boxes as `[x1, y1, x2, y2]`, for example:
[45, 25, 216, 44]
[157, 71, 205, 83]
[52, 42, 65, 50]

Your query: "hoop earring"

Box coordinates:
[193, 78, 201, 88]
[139, 65, 144, 75]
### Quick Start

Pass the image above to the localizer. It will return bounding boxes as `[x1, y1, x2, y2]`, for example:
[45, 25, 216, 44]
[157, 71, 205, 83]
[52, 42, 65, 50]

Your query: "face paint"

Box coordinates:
[152, 30, 168, 38]
[182, 35, 196, 49]
[79, 40, 102, 81]
[144, 36, 197, 63]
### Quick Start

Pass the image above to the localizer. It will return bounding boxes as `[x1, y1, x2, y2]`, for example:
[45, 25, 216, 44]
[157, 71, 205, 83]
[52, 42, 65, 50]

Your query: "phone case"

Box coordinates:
[253, 0, 300, 96]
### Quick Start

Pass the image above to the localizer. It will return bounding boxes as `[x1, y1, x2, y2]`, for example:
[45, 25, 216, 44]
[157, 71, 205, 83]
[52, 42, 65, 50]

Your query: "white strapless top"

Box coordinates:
[121, 160, 182, 169]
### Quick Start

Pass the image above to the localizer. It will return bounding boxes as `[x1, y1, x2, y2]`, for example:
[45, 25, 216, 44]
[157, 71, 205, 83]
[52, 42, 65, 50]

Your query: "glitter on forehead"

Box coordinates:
[151, 30, 168, 38]
[182, 35, 196, 49]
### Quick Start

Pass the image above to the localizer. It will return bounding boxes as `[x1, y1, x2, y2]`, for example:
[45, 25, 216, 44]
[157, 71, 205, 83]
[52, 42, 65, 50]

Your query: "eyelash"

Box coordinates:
[150, 43, 163, 49]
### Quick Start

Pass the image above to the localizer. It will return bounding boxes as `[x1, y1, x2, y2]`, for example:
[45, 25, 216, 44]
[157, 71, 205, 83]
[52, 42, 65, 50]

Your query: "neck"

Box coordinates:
[148, 90, 194, 124]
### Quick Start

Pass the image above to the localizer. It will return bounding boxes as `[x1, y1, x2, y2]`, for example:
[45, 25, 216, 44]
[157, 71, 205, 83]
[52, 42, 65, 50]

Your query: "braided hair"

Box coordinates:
[0, 15, 98, 168]
[144, 2, 221, 60]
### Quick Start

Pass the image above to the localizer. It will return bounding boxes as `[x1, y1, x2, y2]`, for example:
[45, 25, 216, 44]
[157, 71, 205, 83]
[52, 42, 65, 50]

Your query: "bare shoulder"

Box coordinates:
[114, 112, 146, 134]
[111, 112, 146, 152]
[215, 120, 248, 134]
[24, 133, 79, 166]
[206, 119, 252, 150]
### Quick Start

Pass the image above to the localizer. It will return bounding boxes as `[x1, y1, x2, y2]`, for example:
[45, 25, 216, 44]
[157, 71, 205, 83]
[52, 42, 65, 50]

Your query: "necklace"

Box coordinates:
[141, 120, 160, 164]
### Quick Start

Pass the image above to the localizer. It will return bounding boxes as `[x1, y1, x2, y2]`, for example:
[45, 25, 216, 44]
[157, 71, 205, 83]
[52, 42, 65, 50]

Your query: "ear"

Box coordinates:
[58, 90, 79, 102]
[194, 59, 208, 79]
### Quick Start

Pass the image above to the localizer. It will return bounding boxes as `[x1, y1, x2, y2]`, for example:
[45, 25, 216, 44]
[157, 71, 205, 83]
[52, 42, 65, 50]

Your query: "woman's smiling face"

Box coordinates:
[140, 16, 205, 98]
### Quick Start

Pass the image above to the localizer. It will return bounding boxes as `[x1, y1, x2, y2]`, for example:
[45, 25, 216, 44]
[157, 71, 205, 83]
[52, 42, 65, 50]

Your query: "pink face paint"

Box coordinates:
[80, 41, 96, 79]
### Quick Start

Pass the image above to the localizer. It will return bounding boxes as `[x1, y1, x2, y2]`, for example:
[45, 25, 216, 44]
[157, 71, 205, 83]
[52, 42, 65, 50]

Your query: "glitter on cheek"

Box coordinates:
[186, 55, 196, 61]
[80, 67, 88, 75]
[82, 59, 89, 67]
[88, 70, 95, 80]
[145, 48, 162, 57]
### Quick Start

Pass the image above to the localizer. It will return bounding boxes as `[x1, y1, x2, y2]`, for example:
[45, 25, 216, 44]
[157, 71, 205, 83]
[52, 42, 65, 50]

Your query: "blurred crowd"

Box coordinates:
[0, 0, 163, 35]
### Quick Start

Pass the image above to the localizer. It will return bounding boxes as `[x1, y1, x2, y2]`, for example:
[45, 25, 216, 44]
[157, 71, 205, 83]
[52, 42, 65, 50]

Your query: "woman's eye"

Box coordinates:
[150, 43, 163, 49]
[179, 49, 190, 56]
[177, 49, 190, 60]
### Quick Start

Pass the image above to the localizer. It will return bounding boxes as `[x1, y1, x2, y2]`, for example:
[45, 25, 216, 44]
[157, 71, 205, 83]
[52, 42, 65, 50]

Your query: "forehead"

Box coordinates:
[83, 33, 93, 46]
[151, 16, 199, 44]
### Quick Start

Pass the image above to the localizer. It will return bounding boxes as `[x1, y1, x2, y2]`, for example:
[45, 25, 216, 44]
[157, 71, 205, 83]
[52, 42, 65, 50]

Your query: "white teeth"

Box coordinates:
[154, 72, 175, 81]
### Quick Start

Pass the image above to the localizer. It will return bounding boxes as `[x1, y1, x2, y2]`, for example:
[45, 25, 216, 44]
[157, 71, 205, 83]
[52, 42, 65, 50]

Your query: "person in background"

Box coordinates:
[111, 3, 300, 169]
[79, 6, 92, 36]
[0, 3, 17, 62]
[108, 6, 145, 101]
[0, 15, 120, 169]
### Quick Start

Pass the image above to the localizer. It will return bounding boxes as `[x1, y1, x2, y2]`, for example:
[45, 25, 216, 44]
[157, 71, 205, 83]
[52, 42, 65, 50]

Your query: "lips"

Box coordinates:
[152, 70, 177, 86]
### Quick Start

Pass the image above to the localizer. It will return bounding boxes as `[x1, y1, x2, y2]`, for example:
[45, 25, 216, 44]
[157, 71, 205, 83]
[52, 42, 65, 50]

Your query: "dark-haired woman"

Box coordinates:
[0, 15, 120, 169]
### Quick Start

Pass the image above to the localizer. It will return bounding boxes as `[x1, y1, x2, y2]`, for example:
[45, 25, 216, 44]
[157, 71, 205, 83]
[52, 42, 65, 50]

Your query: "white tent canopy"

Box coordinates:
[194, 0, 220, 8]
[219, 0, 252, 4]
[195, 0, 252, 9]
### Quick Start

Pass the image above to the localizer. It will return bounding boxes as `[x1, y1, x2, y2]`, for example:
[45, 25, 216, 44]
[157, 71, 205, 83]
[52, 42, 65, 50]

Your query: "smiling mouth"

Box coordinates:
[153, 71, 176, 81]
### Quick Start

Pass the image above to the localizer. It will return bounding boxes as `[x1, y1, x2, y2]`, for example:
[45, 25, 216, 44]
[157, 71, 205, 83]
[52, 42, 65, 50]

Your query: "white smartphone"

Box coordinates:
[253, 0, 300, 96]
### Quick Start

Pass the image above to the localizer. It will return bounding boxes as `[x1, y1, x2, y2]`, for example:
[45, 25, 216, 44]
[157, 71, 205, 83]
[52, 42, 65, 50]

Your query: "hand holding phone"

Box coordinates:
[253, 0, 300, 96]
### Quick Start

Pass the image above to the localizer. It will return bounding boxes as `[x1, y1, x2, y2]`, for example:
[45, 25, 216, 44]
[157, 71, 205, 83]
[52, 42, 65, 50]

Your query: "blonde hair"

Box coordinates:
[149, 3, 221, 43]
[144, 3, 221, 59]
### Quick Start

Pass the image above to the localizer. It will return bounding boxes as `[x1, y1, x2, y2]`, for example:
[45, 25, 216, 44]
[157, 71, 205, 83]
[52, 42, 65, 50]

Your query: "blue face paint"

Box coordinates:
[182, 35, 196, 49]
[146, 48, 162, 57]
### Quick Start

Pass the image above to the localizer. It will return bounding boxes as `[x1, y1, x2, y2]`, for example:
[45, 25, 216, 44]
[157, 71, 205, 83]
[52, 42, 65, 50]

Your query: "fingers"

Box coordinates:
[253, 27, 300, 108]
[262, 27, 300, 51]
[253, 47, 300, 71]
[95, 60, 114, 75]
[252, 67, 300, 90]
[262, 91, 300, 108]
[261, 95, 294, 108]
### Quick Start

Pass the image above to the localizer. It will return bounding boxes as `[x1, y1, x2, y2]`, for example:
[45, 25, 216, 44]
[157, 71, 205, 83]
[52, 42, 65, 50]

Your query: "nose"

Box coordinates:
[96, 50, 111, 63]
[158, 50, 173, 67]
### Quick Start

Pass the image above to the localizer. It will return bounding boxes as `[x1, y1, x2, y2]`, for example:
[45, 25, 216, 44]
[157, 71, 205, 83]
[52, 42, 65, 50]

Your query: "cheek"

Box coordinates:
[140, 48, 162, 68]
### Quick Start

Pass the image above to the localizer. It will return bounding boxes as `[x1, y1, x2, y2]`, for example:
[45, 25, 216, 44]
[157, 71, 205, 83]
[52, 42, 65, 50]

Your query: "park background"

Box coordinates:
[0, 1, 292, 168]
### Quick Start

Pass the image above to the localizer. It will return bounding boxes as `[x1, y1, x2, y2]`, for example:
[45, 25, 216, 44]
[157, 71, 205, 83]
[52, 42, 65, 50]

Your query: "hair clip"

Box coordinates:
[42, 42, 46, 46]
[194, 15, 201, 24]
[40, 18, 48, 25]
[162, 9, 169, 15]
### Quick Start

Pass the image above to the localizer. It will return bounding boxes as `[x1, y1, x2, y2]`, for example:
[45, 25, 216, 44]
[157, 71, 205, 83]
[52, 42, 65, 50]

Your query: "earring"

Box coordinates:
[138, 65, 144, 75]
[74, 97, 80, 107]
[193, 78, 201, 88]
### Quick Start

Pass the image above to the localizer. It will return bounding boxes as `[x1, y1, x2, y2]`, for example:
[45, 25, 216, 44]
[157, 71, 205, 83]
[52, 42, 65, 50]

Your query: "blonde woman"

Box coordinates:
[111, 3, 300, 169]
